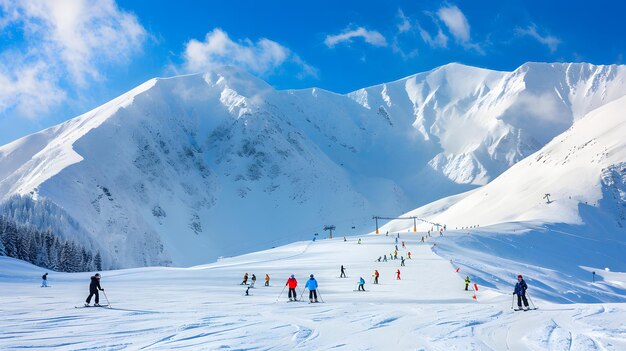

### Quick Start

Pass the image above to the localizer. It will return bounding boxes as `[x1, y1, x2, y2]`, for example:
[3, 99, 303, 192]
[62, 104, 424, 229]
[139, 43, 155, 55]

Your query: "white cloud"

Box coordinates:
[418, 24, 448, 48]
[396, 9, 412, 34]
[324, 26, 388, 48]
[437, 5, 470, 43]
[516, 24, 560, 53]
[182, 28, 317, 78]
[0, 0, 147, 118]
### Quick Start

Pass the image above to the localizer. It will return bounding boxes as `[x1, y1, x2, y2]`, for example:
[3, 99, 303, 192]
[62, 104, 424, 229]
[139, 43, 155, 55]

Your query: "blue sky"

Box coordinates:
[1, 0, 625, 145]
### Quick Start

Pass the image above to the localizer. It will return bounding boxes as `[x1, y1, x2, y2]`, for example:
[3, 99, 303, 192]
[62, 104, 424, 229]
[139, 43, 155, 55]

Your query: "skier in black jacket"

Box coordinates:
[513, 274, 529, 310]
[85, 273, 104, 306]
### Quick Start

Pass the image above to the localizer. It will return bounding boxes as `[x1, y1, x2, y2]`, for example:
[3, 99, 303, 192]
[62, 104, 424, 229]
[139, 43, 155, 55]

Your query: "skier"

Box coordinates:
[396, 269, 401, 280]
[373, 270, 379, 284]
[383, 255, 387, 262]
[41, 273, 48, 287]
[340, 265, 346, 278]
[402, 241, 405, 249]
[394, 251, 398, 260]
[400, 256, 405, 266]
[465, 276, 470, 290]
[377, 256, 381, 262]
[358, 238, 362, 244]
[286, 274, 298, 301]
[395, 245, 399, 251]
[357, 277, 365, 291]
[395, 237, 398, 244]
[305, 274, 319, 303]
[251, 274, 257, 288]
[344, 237, 347, 242]
[265, 274, 270, 286]
[241, 273, 249, 285]
[421, 236, 424, 242]
[513, 275, 530, 310]
[407, 251, 411, 259]
[85, 273, 104, 306]
[385, 231, 389, 236]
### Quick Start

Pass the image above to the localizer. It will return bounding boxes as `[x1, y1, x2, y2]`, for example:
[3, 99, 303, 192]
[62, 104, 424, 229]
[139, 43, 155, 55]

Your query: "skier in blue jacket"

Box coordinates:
[357, 277, 365, 291]
[305, 274, 319, 302]
[513, 275, 529, 310]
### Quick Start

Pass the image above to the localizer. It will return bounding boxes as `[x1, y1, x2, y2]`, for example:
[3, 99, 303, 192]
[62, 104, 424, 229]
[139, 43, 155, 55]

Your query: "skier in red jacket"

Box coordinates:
[396, 269, 401, 280]
[286, 274, 298, 301]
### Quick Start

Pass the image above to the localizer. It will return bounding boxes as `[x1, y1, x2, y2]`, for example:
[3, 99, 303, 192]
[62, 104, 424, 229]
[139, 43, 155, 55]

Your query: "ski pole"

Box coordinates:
[526, 292, 537, 309]
[299, 288, 307, 302]
[317, 289, 325, 303]
[102, 290, 111, 307]
[275, 285, 286, 302]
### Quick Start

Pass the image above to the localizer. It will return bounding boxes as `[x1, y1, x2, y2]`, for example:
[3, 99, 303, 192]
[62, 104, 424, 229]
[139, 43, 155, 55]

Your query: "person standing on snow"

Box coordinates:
[407, 251, 411, 259]
[513, 275, 530, 310]
[357, 277, 366, 291]
[305, 274, 319, 302]
[85, 273, 104, 306]
[396, 269, 401, 280]
[383, 255, 387, 262]
[465, 276, 471, 291]
[241, 273, 249, 285]
[402, 241, 405, 249]
[251, 274, 257, 288]
[286, 274, 298, 301]
[340, 265, 346, 278]
[265, 274, 270, 286]
[400, 256, 405, 266]
[373, 270, 379, 284]
[41, 273, 49, 287]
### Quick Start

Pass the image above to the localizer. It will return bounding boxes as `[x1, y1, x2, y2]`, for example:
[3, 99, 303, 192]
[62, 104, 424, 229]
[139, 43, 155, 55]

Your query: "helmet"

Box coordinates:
[310, 274, 314, 278]
[517, 275, 523, 279]
[95, 273, 101, 277]
[290, 274, 295, 278]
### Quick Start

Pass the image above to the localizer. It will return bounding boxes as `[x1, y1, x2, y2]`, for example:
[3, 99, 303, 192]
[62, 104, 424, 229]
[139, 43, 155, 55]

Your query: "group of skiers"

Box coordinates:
[39, 229, 533, 309]
[241, 273, 271, 287]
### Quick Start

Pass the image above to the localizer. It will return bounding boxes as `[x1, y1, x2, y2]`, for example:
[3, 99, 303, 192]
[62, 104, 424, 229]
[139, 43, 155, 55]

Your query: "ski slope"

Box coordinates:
[1, 232, 625, 350]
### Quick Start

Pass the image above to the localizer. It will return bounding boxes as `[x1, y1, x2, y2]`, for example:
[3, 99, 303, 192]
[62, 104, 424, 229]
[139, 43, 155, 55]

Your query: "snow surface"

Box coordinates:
[2, 62, 626, 268]
[2, 232, 625, 350]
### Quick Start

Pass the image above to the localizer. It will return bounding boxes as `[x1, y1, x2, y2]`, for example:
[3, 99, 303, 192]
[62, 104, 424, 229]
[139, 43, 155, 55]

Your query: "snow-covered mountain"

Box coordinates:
[1, 62, 626, 268]
[381, 94, 626, 302]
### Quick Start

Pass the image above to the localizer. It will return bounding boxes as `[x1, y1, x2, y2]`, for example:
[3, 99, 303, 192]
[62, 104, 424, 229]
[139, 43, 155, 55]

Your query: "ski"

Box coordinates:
[75, 304, 110, 308]
[513, 308, 537, 311]
[353, 290, 369, 292]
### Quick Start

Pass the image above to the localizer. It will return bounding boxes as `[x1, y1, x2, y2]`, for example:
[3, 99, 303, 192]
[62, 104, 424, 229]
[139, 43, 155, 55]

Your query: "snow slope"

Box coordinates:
[1, 63, 626, 268]
[380, 94, 626, 303]
[2, 231, 626, 350]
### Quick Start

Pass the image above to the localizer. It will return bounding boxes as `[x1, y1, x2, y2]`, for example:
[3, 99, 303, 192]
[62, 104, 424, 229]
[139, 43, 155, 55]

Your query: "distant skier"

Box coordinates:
[251, 274, 257, 288]
[421, 236, 424, 242]
[41, 273, 48, 287]
[377, 256, 382, 262]
[245, 286, 251, 296]
[400, 257, 405, 266]
[402, 241, 405, 249]
[85, 273, 104, 306]
[357, 277, 365, 291]
[286, 274, 298, 301]
[394, 251, 398, 260]
[344, 237, 347, 242]
[513, 275, 530, 310]
[395, 237, 398, 244]
[241, 273, 249, 285]
[383, 255, 387, 262]
[465, 276, 470, 291]
[385, 231, 389, 236]
[373, 270, 379, 284]
[396, 269, 401, 280]
[358, 238, 362, 244]
[407, 251, 411, 259]
[395, 245, 399, 251]
[265, 274, 270, 286]
[305, 274, 319, 303]
[340, 265, 346, 278]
